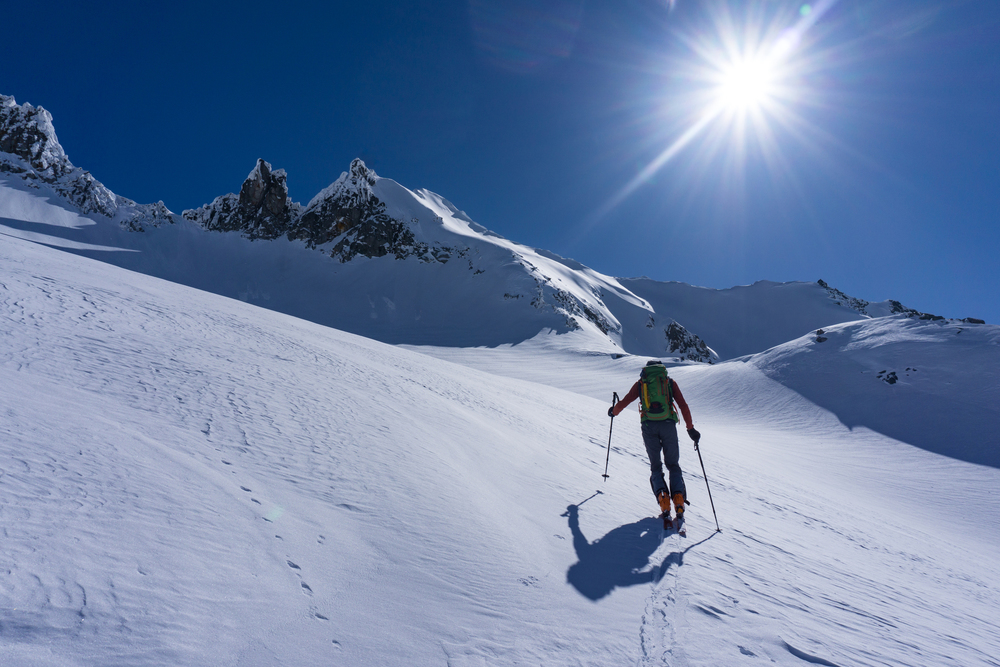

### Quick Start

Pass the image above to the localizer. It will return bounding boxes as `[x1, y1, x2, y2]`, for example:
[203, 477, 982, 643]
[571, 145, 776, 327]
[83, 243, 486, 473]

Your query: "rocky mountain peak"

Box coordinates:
[183, 158, 300, 240]
[0, 94, 68, 180]
[347, 158, 376, 187]
[292, 159, 384, 250]
[301, 158, 378, 214]
[240, 159, 281, 212]
[185, 156, 462, 263]
[0, 93, 172, 228]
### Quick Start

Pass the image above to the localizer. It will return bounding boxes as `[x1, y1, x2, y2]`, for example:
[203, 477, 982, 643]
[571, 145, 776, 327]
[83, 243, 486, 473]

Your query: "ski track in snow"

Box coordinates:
[2, 233, 1000, 666]
[629, 453, 1000, 667]
[638, 531, 682, 667]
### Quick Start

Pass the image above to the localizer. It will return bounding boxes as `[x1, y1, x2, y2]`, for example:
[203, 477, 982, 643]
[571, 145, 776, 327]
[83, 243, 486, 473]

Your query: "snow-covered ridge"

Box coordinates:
[748, 316, 1000, 467]
[0, 94, 173, 229]
[180, 154, 690, 352]
[2, 90, 985, 359]
[183, 152, 942, 358]
[816, 278, 982, 323]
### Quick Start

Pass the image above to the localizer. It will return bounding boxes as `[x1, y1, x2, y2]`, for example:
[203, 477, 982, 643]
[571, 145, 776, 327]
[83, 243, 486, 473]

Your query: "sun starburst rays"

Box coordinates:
[588, 2, 842, 227]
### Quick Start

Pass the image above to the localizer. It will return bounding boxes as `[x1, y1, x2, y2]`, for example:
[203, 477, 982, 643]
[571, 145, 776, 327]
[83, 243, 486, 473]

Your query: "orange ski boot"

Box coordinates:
[658, 491, 672, 529]
[672, 493, 687, 536]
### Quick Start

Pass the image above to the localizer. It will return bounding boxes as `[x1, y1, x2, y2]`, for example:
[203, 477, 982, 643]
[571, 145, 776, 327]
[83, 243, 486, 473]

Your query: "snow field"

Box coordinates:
[0, 235, 658, 665]
[2, 233, 999, 665]
[412, 333, 1000, 666]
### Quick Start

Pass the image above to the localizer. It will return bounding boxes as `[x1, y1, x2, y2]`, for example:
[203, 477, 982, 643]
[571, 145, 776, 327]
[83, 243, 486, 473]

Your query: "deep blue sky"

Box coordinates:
[4, 0, 999, 323]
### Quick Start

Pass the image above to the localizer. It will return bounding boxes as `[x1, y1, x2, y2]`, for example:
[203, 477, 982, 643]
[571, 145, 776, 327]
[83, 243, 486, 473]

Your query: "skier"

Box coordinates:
[609, 360, 701, 531]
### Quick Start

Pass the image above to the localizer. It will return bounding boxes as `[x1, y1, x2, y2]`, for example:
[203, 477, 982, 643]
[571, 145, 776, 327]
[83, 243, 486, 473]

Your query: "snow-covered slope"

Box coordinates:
[0, 233, 648, 665]
[749, 317, 1000, 468]
[4, 92, 960, 362]
[3, 232, 1000, 666]
[0, 152, 893, 359]
[618, 278, 966, 360]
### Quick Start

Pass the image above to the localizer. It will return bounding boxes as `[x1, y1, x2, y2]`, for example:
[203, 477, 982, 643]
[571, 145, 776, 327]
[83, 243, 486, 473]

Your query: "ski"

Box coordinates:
[658, 512, 687, 536]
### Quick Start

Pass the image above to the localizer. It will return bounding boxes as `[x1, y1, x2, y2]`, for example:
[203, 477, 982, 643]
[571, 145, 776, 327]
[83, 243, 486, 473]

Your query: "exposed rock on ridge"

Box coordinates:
[294, 159, 434, 262]
[184, 159, 300, 240]
[295, 157, 378, 246]
[817, 279, 955, 321]
[184, 157, 461, 263]
[0, 94, 173, 229]
[642, 316, 716, 363]
[664, 321, 717, 363]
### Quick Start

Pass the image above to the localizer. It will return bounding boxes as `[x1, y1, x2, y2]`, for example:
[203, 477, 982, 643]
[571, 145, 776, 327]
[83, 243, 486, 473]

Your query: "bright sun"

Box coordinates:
[715, 55, 778, 112]
[591, 2, 829, 222]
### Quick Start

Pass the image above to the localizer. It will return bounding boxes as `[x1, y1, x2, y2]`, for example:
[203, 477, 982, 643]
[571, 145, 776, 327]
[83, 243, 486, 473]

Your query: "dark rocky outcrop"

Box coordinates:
[184, 159, 300, 240]
[665, 321, 716, 364]
[0, 94, 172, 228]
[818, 279, 951, 322]
[184, 157, 460, 263]
[817, 279, 875, 315]
[291, 159, 430, 261]
[292, 158, 377, 246]
[886, 300, 945, 321]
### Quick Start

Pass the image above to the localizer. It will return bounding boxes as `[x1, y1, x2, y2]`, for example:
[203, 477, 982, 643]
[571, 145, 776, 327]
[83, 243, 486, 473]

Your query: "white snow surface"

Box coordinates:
[3, 233, 1000, 666]
[0, 179, 95, 229]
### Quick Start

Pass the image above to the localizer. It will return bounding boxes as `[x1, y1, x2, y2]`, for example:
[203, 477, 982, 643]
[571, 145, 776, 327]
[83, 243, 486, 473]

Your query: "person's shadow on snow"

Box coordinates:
[563, 503, 667, 601]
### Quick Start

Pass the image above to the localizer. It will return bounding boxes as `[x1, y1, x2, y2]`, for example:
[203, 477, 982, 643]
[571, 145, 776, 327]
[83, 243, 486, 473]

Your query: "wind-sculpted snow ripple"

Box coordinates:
[1, 235, 656, 664]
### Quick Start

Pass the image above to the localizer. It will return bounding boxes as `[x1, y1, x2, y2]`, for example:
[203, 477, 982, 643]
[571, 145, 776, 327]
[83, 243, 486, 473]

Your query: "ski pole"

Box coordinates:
[602, 392, 619, 481]
[694, 440, 722, 532]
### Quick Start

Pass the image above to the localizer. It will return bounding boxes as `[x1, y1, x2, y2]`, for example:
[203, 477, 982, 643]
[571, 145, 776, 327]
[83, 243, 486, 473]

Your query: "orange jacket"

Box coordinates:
[612, 377, 694, 430]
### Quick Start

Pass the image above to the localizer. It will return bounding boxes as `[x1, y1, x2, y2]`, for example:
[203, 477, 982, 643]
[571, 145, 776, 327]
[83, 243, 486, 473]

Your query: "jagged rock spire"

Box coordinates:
[184, 156, 453, 263]
[183, 159, 300, 239]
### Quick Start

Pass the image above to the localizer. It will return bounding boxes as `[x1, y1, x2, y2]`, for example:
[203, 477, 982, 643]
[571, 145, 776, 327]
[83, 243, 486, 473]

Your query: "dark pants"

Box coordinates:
[641, 419, 685, 500]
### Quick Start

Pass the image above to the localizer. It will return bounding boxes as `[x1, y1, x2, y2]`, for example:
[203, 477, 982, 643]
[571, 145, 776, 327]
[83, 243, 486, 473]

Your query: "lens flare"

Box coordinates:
[468, 0, 585, 74]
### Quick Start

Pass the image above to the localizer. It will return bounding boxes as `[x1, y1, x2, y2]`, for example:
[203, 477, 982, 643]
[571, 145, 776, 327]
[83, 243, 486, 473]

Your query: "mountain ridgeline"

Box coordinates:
[0, 93, 986, 360]
[0, 95, 172, 229]
[183, 157, 463, 265]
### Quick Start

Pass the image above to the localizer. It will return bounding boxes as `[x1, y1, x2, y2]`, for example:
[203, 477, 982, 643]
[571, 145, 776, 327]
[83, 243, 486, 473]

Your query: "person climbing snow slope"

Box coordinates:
[609, 360, 701, 532]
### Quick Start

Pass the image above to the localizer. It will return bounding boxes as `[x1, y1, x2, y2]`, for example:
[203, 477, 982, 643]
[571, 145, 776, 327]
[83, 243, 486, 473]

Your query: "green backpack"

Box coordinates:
[639, 362, 678, 422]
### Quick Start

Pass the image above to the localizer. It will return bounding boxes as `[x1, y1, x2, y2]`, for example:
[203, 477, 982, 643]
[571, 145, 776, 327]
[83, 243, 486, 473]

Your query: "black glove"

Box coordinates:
[608, 406, 615, 418]
[687, 428, 701, 444]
